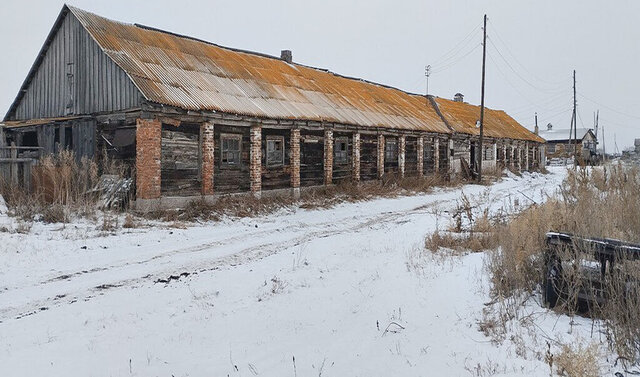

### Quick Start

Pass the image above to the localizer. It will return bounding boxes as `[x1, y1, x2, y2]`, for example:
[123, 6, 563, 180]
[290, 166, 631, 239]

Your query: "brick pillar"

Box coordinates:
[250, 125, 262, 197]
[201, 122, 214, 195]
[510, 146, 515, 168]
[377, 134, 385, 178]
[434, 138, 439, 174]
[323, 129, 333, 185]
[352, 132, 360, 182]
[136, 118, 162, 200]
[290, 128, 300, 198]
[417, 136, 424, 177]
[398, 135, 406, 178]
[525, 144, 530, 171]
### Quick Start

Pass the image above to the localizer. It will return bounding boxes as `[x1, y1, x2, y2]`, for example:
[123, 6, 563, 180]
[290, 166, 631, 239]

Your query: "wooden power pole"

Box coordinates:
[478, 14, 487, 182]
[572, 70, 577, 166]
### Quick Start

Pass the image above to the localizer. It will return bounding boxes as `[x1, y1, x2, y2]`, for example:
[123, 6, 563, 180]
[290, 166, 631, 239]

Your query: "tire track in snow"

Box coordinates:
[1, 175, 554, 322]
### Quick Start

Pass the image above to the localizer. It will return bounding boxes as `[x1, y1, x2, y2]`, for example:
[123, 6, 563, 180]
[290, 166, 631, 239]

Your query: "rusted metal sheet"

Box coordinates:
[433, 97, 545, 143]
[68, 6, 451, 134]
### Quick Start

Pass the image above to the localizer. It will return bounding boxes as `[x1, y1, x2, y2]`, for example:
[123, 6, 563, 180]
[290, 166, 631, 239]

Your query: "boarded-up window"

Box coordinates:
[221, 134, 242, 167]
[266, 136, 284, 167]
[334, 137, 348, 164]
[161, 124, 201, 196]
[385, 138, 398, 162]
[483, 145, 494, 160]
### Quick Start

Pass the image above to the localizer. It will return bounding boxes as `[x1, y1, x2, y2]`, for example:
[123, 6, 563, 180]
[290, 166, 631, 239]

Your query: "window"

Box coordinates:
[385, 139, 398, 162]
[483, 145, 494, 160]
[334, 137, 348, 164]
[547, 144, 556, 153]
[221, 134, 242, 167]
[266, 136, 284, 167]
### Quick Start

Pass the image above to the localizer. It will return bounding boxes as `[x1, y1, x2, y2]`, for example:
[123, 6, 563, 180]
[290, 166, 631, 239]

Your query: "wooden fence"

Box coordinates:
[0, 144, 42, 191]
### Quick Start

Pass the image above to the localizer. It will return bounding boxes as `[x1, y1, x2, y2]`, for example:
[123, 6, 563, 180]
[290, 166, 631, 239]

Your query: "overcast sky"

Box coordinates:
[1, 0, 639, 150]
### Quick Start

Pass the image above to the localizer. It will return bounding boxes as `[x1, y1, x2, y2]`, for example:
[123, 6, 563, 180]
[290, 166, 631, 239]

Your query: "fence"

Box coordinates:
[0, 144, 42, 191]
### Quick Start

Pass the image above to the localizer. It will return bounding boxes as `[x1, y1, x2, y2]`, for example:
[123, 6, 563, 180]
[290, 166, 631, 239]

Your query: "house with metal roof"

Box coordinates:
[0, 5, 544, 208]
[537, 123, 597, 163]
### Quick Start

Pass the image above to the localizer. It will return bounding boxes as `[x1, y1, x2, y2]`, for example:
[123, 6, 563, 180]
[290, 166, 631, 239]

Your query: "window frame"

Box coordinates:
[385, 138, 398, 162]
[266, 135, 285, 167]
[220, 133, 242, 168]
[334, 136, 349, 165]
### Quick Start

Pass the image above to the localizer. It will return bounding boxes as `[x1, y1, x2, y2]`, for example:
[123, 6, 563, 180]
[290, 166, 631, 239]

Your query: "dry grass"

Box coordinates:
[1, 150, 129, 224]
[483, 164, 640, 362]
[555, 341, 601, 377]
[143, 174, 456, 222]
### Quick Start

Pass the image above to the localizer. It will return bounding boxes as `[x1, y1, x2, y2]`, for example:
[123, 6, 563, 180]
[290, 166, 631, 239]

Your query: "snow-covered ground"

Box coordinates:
[0, 167, 619, 376]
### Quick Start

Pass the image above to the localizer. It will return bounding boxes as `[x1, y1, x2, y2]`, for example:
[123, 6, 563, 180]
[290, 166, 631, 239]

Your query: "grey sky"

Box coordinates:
[1, 0, 639, 150]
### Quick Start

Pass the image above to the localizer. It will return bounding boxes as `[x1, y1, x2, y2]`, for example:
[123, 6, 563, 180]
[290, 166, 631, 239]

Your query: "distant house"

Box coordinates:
[537, 123, 598, 163]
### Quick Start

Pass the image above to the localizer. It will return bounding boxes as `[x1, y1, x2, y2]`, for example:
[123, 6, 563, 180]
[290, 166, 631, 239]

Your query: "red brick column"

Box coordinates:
[250, 125, 262, 197]
[324, 129, 333, 185]
[398, 134, 406, 178]
[352, 132, 360, 182]
[377, 134, 385, 179]
[417, 136, 424, 177]
[136, 118, 162, 200]
[201, 122, 214, 195]
[291, 128, 300, 195]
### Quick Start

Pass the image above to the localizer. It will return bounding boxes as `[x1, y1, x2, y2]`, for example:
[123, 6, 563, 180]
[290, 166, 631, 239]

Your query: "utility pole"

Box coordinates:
[572, 70, 577, 167]
[425, 65, 431, 101]
[478, 14, 487, 183]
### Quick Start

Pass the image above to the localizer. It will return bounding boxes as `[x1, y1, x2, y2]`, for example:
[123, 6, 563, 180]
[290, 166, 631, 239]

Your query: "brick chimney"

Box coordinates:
[453, 93, 464, 102]
[534, 124, 539, 135]
[281, 50, 292, 64]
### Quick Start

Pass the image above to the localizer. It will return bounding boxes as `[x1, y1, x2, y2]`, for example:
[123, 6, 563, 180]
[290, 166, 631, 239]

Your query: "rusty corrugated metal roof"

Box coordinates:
[433, 97, 545, 143]
[67, 6, 452, 134]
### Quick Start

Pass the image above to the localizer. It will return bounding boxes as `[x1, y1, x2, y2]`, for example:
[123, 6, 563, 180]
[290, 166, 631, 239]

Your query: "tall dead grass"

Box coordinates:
[485, 164, 640, 363]
[1, 150, 127, 223]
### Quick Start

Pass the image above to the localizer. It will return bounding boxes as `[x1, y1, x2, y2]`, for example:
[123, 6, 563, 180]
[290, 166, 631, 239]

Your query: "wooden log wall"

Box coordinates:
[261, 128, 292, 191]
[161, 124, 201, 196]
[405, 136, 418, 177]
[332, 131, 353, 183]
[300, 129, 324, 187]
[214, 125, 251, 193]
[360, 134, 378, 181]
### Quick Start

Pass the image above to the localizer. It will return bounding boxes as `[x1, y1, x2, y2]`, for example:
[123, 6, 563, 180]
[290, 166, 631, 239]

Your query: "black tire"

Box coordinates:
[544, 264, 560, 308]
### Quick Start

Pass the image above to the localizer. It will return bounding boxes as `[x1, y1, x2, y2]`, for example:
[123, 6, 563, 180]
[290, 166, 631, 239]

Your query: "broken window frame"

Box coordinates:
[220, 133, 242, 168]
[334, 136, 349, 164]
[483, 145, 494, 161]
[385, 138, 398, 162]
[266, 135, 285, 167]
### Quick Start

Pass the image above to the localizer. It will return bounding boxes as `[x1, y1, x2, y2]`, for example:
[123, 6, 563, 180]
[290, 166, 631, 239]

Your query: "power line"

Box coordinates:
[430, 22, 483, 67]
[487, 37, 567, 94]
[431, 43, 482, 74]
[487, 19, 567, 88]
[577, 92, 640, 120]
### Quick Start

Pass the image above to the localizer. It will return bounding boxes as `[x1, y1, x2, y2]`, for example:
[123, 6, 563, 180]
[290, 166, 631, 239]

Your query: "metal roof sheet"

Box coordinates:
[68, 6, 453, 133]
[433, 97, 545, 143]
[538, 127, 592, 142]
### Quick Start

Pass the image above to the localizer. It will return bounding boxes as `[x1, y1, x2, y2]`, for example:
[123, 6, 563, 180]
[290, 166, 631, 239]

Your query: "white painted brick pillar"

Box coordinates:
[250, 124, 262, 198]
[352, 132, 360, 182]
[377, 134, 385, 179]
[324, 128, 333, 185]
[417, 136, 424, 177]
[398, 134, 406, 178]
[434, 137, 440, 174]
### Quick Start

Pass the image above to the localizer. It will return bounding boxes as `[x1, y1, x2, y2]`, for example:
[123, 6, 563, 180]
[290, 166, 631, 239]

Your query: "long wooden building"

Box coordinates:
[0, 5, 545, 209]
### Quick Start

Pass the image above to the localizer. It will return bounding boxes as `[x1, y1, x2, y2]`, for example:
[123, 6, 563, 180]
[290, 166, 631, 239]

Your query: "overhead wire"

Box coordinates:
[487, 19, 567, 88]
